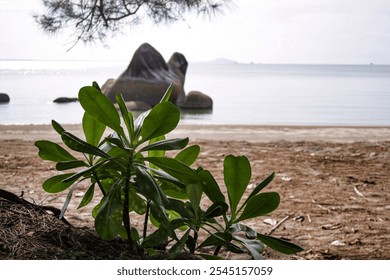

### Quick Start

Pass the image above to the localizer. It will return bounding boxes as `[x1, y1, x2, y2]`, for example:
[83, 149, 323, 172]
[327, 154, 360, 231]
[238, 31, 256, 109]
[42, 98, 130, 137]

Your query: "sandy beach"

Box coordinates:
[1, 124, 390, 259]
[2, 123, 390, 142]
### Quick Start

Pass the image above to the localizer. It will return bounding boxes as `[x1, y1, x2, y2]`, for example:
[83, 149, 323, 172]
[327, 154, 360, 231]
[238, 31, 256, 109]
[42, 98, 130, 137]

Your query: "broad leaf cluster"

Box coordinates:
[36, 82, 303, 259]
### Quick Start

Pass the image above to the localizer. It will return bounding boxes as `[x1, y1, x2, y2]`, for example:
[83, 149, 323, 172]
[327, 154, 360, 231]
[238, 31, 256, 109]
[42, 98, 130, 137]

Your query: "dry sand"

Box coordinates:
[1, 124, 389, 259]
[2, 123, 390, 142]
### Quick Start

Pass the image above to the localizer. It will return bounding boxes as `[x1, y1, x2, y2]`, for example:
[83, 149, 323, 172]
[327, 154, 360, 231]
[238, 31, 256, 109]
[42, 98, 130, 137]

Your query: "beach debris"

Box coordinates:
[281, 176, 292, 182]
[330, 240, 346, 247]
[321, 223, 342, 230]
[267, 215, 290, 235]
[263, 218, 277, 226]
[75, 191, 85, 198]
[293, 215, 305, 222]
[353, 186, 365, 197]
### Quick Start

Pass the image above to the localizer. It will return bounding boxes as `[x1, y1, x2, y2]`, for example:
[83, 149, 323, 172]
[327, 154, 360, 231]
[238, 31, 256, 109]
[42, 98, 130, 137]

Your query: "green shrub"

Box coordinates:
[35, 82, 303, 259]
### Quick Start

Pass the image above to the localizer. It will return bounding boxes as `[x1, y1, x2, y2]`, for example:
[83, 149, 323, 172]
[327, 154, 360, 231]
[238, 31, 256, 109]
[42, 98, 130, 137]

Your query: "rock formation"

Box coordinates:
[181, 91, 213, 109]
[53, 97, 78, 103]
[102, 43, 212, 110]
[104, 43, 186, 108]
[0, 93, 10, 103]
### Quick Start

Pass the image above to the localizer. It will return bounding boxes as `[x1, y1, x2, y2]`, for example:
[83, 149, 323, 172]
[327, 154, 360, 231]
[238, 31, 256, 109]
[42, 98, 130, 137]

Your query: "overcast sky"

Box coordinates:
[1, 0, 390, 64]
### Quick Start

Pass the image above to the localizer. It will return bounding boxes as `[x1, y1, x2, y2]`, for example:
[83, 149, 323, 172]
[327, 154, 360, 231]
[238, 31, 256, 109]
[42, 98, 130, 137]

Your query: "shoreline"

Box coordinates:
[1, 123, 390, 143]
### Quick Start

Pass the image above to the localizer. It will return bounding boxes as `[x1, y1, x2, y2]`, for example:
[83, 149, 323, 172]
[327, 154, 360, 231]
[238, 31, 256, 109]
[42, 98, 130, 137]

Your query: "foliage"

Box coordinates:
[33, 0, 232, 49]
[35, 82, 303, 259]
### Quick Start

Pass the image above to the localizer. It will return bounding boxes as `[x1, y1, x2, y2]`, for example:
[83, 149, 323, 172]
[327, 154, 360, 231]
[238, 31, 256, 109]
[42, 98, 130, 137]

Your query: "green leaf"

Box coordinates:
[130, 227, 140, 242]
[135, 166, 168, 207]
[115, 93, 134, 142]
[60, 184, 78, 219]
[199, 170, 225, 204]
[51, 120, 65, 135]
[233, 236, 265, 260]
[229, 223, 257, 239]
[128, 188, 147, 215]
[144, 157, 198, 183]
[160, 181, 188, 199]
[224, 155, 251, 215]
[78, 86, 124, 136]
[42, 173, 78, 193]
[186, 183, 203, 216]
[133, 109, 151, 141]
[161, 182, 186, 197]
[140, 138, 189, 152]
[159, 82, 174, 103]
[82, 112, 106, 146]
[149, 202, 176, 239]
[35, 140, 77, 162]
[61, 131, 110, 158]
[142, 227, 169, 249]
[56, 160, 87, 171]
[92, 81, 102, 91]
[140, 102, 180, 142]
[104, 133, 128, 150]
[147, 165, 183, 184]
[257, 233, 304, 255]
[204, 202, 229, 219]
[199, 232, 243, 254]
[167, 198, 193, 220]
[95, 180, 123, 240]
[77, 183, 95, 209]
[245, 172, 275, 204]
[62, 158, 109, 183]
[147, 136, 166, 161]
[175, 145, 200, 166]
[169, 228, 191, 255]
[236, 192, 280, 222]
[186, 235, 196, 254]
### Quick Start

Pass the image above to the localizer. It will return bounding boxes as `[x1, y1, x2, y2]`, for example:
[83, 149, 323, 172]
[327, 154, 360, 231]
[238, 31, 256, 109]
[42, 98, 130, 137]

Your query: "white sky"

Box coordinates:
[1, 0, 390, 64]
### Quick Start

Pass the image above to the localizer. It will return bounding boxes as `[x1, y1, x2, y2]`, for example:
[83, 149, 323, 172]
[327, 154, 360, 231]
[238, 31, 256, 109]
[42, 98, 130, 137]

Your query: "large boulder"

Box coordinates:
[104, 43, 187, 108]
[181, 91, 213, 109]
[167, 52, 188, 84]
[0, 93, 10, 103]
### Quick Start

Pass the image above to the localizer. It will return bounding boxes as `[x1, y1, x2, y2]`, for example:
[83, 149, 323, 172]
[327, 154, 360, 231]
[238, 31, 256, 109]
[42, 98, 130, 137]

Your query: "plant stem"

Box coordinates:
[92, 171, 106, 196]
[123, 178, 136, 254]
[214, 245, 222, 256]
[143, 200, 150, 240]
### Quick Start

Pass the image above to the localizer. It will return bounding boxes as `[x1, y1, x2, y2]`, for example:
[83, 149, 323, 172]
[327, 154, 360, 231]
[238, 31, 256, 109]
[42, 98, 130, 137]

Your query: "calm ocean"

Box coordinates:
[1, 60, 389, 126]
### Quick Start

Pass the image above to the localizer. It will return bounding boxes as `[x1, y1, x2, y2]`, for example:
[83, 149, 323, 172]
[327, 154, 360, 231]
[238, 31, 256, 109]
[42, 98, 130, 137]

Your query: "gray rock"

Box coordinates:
[101, 79, 116, 94]
[53, 97, 79, 103]
[0, 93, 10, 103]
[168, 52, 188, 85]
[181, 91, 213, 109]
[104, 43, 186, 107]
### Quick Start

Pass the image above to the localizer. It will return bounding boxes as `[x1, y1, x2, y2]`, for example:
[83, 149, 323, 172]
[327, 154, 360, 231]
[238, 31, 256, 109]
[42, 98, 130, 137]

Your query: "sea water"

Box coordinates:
[0, 60, 389, 126]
